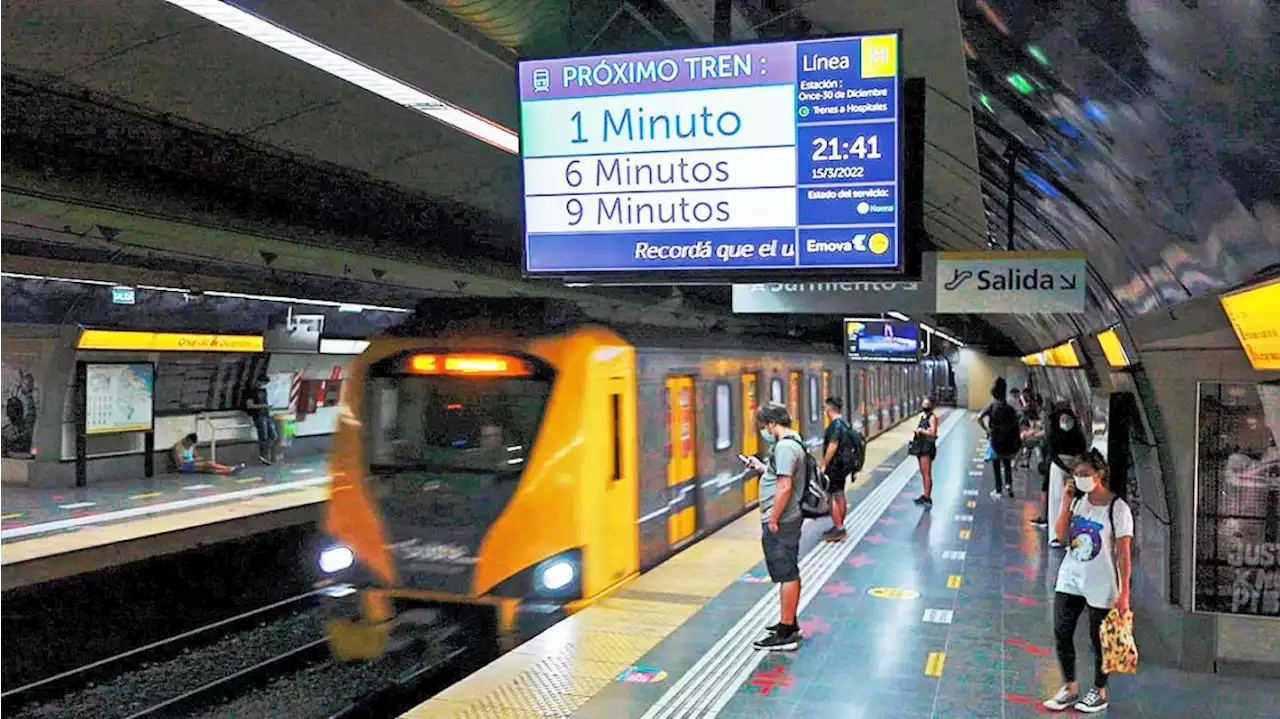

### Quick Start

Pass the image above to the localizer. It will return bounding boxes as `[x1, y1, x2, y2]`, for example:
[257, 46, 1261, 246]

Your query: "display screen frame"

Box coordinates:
[515, 30, 924, 284]
[843, 318, 921, 364]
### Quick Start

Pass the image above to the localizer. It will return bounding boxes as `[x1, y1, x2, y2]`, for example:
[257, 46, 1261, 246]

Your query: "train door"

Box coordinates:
[664, 376, 698, 546]
[788, 370, 801, 430]
[869, 367, 881, 434]
[601, 376, 638, 585]
[741, 373, 759, 503]
[821, 370, 832, 428]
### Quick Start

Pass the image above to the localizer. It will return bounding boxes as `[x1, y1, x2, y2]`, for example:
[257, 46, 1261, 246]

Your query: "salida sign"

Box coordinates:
[934, 251, 1086, 314]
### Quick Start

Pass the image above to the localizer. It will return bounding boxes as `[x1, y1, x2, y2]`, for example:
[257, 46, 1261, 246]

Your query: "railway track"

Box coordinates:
[2, 590, 323, 713]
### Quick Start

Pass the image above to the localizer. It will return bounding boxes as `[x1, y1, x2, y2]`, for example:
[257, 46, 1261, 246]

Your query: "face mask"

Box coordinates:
[1060, 419, 1075, 432]
[1074, 474, 1097, 493]
[760, 428, 776, 446]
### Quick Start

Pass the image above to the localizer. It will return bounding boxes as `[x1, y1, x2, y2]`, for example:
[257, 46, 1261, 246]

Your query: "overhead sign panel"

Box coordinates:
[518, 32, 907, 279]
[1220, 277, 1280, 371]
[733, 252, 936, 314]
[934, 251, 1086, 314]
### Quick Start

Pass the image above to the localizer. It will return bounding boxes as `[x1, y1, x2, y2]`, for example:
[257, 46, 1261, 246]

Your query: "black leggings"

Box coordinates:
[992, 455, 1013, 492]
[1053, 592, 1109, 689]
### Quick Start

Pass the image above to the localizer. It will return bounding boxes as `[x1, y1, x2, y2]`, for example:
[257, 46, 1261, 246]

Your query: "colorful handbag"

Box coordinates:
[1100, 608, 1139, 674]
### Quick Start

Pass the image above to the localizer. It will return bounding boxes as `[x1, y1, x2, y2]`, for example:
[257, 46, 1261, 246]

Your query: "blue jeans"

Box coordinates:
[253, 414, 277, 456]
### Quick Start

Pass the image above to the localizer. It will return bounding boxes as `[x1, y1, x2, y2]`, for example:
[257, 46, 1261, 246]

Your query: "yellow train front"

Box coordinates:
[312, 300, 925, 660]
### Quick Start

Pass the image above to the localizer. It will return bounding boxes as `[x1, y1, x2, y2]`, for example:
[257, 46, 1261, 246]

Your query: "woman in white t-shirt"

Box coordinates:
[1043, 449, 1134, 714]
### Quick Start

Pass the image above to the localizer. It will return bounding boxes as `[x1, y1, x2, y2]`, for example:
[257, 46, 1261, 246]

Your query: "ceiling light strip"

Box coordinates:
[164, 0, 519, 154]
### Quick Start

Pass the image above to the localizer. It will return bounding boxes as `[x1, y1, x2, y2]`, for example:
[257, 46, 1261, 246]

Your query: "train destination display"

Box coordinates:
[518, 32, 903, 277]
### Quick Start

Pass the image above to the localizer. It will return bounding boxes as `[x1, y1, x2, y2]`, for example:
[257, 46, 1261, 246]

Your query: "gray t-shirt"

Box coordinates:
[760, 430, 804, 525]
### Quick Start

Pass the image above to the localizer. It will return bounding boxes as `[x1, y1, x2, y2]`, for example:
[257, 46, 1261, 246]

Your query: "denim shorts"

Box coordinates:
[761, 517, 803, 583]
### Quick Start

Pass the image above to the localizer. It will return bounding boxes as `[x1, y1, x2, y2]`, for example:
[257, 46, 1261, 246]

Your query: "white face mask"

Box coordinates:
[1060, 419, 1075, 432]
[1074, 474, 1097, 493]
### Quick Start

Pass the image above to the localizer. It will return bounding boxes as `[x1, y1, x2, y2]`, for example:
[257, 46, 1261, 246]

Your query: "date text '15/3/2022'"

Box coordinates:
[517, 33, 902, 274]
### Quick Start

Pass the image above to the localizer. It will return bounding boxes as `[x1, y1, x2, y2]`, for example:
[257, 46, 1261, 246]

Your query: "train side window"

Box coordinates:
[808, 375, 820, 423]
[713, 382, 732, 451]
[770, 376, 784, 405]
[610, 393, 621, 480]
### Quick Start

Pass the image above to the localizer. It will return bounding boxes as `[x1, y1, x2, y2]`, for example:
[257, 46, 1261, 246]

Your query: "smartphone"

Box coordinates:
[738, 454, 752, 464]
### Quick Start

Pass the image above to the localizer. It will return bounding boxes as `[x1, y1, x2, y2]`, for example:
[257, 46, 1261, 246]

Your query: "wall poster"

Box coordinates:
[1193, 381, 1280, 617]
[85, 363, 155, 435]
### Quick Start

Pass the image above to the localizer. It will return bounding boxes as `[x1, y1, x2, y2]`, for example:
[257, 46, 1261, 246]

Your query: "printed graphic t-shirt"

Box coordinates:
[759, 431, 804, 526]
[1055, 496, 1135, 609]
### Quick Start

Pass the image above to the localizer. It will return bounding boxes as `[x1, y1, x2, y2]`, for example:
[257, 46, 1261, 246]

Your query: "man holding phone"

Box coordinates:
[742, 402, 805, 651]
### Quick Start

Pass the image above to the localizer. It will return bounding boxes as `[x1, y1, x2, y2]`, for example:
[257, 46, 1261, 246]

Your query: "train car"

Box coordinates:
[313, 300, 927, 660]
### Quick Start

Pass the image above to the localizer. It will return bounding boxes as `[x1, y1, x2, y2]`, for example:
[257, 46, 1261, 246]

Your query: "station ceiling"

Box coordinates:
[2, 0, 1277, 353]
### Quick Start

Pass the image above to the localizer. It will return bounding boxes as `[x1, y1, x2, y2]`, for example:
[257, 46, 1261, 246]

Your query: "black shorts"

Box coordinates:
[826, 466, 851, 493]
[761, 518, 803, 583]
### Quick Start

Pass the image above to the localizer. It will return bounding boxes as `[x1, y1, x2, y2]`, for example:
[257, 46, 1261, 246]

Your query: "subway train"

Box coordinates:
[314, 300, 941, 660]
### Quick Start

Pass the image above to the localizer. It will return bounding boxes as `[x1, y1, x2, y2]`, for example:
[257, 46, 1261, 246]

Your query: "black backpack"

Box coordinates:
[780, 435, 829, 519]
[831, 417, 866, 474]
[989, 402, 1022, 454]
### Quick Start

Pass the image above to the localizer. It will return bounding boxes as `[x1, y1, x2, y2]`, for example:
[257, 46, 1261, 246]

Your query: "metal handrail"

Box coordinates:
[197, 413, 254, 463]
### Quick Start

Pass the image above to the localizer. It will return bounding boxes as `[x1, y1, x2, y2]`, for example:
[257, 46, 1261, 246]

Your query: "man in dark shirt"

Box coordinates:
[819, 396, 861, 543]
[245, 374, 277, 465]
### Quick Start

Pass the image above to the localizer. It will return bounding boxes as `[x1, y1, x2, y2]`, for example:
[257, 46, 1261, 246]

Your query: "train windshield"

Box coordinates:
[365, 375, 551, 474]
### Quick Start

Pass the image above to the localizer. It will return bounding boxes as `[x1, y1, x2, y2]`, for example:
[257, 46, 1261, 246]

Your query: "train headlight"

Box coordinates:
[538, 559, 576, 592]
[319, 545, 355, 574]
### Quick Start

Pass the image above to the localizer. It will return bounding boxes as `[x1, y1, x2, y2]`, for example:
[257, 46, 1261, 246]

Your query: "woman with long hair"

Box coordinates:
[1039, 406, 1089, 543]
[1043, 449, 1134, 714]
[910, 396, 939, 507]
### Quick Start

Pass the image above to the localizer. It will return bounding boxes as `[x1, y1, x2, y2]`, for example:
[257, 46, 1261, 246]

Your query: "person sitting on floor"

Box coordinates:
[172, 433, 238, 474]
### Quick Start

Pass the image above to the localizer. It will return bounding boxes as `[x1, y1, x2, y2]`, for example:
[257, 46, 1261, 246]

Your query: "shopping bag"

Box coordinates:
[983, 440, 995, 462]
[1100, 608, 1139, 674]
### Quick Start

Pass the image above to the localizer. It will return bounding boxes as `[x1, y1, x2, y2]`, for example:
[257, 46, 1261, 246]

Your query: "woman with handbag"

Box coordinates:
[1043, 449, 1134, 714]
[910, 396, 939, 507]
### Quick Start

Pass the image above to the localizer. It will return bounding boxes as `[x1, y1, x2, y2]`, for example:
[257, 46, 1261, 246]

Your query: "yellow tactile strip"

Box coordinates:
[403, 419, 920, 719]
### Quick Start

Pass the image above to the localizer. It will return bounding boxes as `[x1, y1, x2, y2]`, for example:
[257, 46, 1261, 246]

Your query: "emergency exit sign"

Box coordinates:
[111, 286, 136, 305]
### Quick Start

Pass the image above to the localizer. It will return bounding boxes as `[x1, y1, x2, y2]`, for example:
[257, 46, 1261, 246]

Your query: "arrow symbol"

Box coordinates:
[1060, 274, 1078, 290]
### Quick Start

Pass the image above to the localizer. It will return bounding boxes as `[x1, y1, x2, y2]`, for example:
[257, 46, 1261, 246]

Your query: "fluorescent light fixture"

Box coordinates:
[887, 311, 910, 322]
[164, 0, 519, 154]
[1, 272, 411, 313]
[320, 338, 371, 355]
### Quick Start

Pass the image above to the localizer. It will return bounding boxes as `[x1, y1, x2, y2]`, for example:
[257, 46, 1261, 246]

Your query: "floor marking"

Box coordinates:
[799, 616, 832, 637]
[962, 488, 978, 496]
[946, 574, 962, 589]
[941, 550, 966, 561]
[236, 476, 265, 484]
[130, 492, 164, 500]
[291, 468, 316, 474]
[1005, 564, 1036, 581]
[862, 532, 889, 544]
[2, 512, 24, 520]
[969, 470, 984, 477]
[746, 666, 793, 696]
[183, 484, 215, 491]
[868, 586, 920, 600]
[0, 476, 331, 540]
[958, 529, 972, 540]
[1004, 638, 1052, 656]
[822, 580, 856, 597]
[58, 502, 97, 510]
[646, 411, 967, 719]
[922, 608, 954, 624]
[846, 553, 875, 567]
[924, 651, 946, 676]
[1003, 593, 1038, 607]
[954, 514, 974, 522]
[966, 500, 977, 508]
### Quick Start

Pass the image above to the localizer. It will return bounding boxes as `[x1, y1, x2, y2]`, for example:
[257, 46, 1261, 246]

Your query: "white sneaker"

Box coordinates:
[1044, 685, 1079, 711]
[990, 489, 1003, 499]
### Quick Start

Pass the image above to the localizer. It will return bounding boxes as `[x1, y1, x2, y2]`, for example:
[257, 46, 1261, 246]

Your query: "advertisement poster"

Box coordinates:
[2, 353, 40, 457]
[86, 363, 155, 435]
[1193, 381, 1280, 617]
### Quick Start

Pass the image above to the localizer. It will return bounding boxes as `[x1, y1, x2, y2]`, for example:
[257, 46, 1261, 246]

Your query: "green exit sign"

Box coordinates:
[111, 286, 136, 305]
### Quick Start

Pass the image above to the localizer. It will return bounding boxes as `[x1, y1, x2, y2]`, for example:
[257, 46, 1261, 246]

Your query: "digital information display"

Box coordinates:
[845, 319, 919, 363]
[518, 32, 904, 279]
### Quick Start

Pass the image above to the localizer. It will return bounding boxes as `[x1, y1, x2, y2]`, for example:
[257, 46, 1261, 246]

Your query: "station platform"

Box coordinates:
[0, 459, 328, 588]
[405, 411, 1280, 719]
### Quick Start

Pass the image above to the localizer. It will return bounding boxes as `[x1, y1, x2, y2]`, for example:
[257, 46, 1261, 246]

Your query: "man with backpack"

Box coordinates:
[744, 402, 809, 651]
[819, 396, 865, 542]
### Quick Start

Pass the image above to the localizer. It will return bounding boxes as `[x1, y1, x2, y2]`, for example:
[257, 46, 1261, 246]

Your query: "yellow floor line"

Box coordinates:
[925, 651, 947, 676]
[2, 513, 24, 520]
[946, 574, 962, 589]
[405, 416, 927, 719]
[130, 492, 164, 500]
[958, 528, 971, 540]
